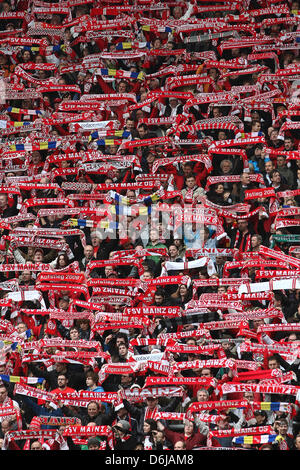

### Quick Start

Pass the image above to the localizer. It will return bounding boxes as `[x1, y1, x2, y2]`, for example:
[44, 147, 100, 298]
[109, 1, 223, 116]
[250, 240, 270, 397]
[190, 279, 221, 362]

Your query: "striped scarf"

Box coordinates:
[144, 405, 159, 421]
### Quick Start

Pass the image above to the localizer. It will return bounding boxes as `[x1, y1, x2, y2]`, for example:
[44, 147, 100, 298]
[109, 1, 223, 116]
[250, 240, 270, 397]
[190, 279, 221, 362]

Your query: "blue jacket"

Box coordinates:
[20, 395, 64, 429]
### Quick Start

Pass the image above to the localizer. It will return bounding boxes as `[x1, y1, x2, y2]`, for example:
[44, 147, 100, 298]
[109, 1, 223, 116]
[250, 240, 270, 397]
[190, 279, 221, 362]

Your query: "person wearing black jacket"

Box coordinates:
[161, 98, 183, 118]
[112, 419, 138, 450]
[61, 400, 110, 426]
[273, 418, 295, 450]
[120, 394, 182, 438]
[229, 219, 253, 251]
[0, 194, 19, 219]
[27, 361, 86, 391]
[96, 235, 119, 261]
[270, 353, 300, 384]
[78, 244, 96, 272]
[104, 402, 139, 439]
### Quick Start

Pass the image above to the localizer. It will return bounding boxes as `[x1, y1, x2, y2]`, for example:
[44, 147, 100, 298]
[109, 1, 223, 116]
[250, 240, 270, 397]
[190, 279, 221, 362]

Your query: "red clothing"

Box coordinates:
[7, 438, 61, 451]
[163, 427, 206, 450]
[50, 387, 76, 395]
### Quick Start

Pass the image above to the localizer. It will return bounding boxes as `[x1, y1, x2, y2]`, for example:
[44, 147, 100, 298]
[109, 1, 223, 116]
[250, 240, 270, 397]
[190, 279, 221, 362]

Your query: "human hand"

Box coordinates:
[156, 420, 165, 431]
[104, 334, 113, 344]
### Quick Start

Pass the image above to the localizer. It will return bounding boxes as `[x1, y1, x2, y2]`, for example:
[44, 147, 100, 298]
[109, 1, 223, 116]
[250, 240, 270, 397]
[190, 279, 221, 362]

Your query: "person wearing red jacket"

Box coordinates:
[50, 374, 76, 396]
[174, 162, 207, 190]
[156, 419, 207, 450]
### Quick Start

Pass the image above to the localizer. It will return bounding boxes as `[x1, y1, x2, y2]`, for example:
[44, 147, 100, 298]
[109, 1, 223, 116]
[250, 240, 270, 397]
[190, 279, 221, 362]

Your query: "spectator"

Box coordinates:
[156, 419, 207, 450]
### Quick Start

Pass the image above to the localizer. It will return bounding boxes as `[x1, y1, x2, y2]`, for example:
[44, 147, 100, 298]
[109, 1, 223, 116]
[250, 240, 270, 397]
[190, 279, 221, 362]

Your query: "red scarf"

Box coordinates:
[144, 405, 159, 421]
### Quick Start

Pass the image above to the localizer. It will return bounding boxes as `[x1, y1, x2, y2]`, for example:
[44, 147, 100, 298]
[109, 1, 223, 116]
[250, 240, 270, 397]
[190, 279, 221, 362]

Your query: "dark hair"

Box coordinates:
[137, 123, 148, 132]
[144, 419, 157, 432]
[88, 401, 100, 412]
[278, 418, 288, 425]
[115, 332, 129, 346]
[70, 326, 80, 333]
[154, 288, 165, 298]
[87, 437, 100, 448]
[185, 174, 196, 180]
[55, 253, 69, 269]
[168, 244, 178, 252]
[57, 373, 68, 380]
[270, 169, 281, 179]
[254, 410, 267, 418]
[85, 371, 99, 383]
[185, 337, 197, 345]
[268, 355, 279, 364]
[22, 49, 33, 60]
[117, 80, 129, 92]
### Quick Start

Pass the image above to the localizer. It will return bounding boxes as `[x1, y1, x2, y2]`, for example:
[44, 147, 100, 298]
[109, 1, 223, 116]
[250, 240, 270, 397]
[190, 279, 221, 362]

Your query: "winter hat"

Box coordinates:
[117, 420, 131, 433]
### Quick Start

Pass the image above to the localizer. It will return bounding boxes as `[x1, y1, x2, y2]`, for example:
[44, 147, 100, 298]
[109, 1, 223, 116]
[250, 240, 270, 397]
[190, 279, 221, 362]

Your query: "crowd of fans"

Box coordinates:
[0, 0, 299, 452]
